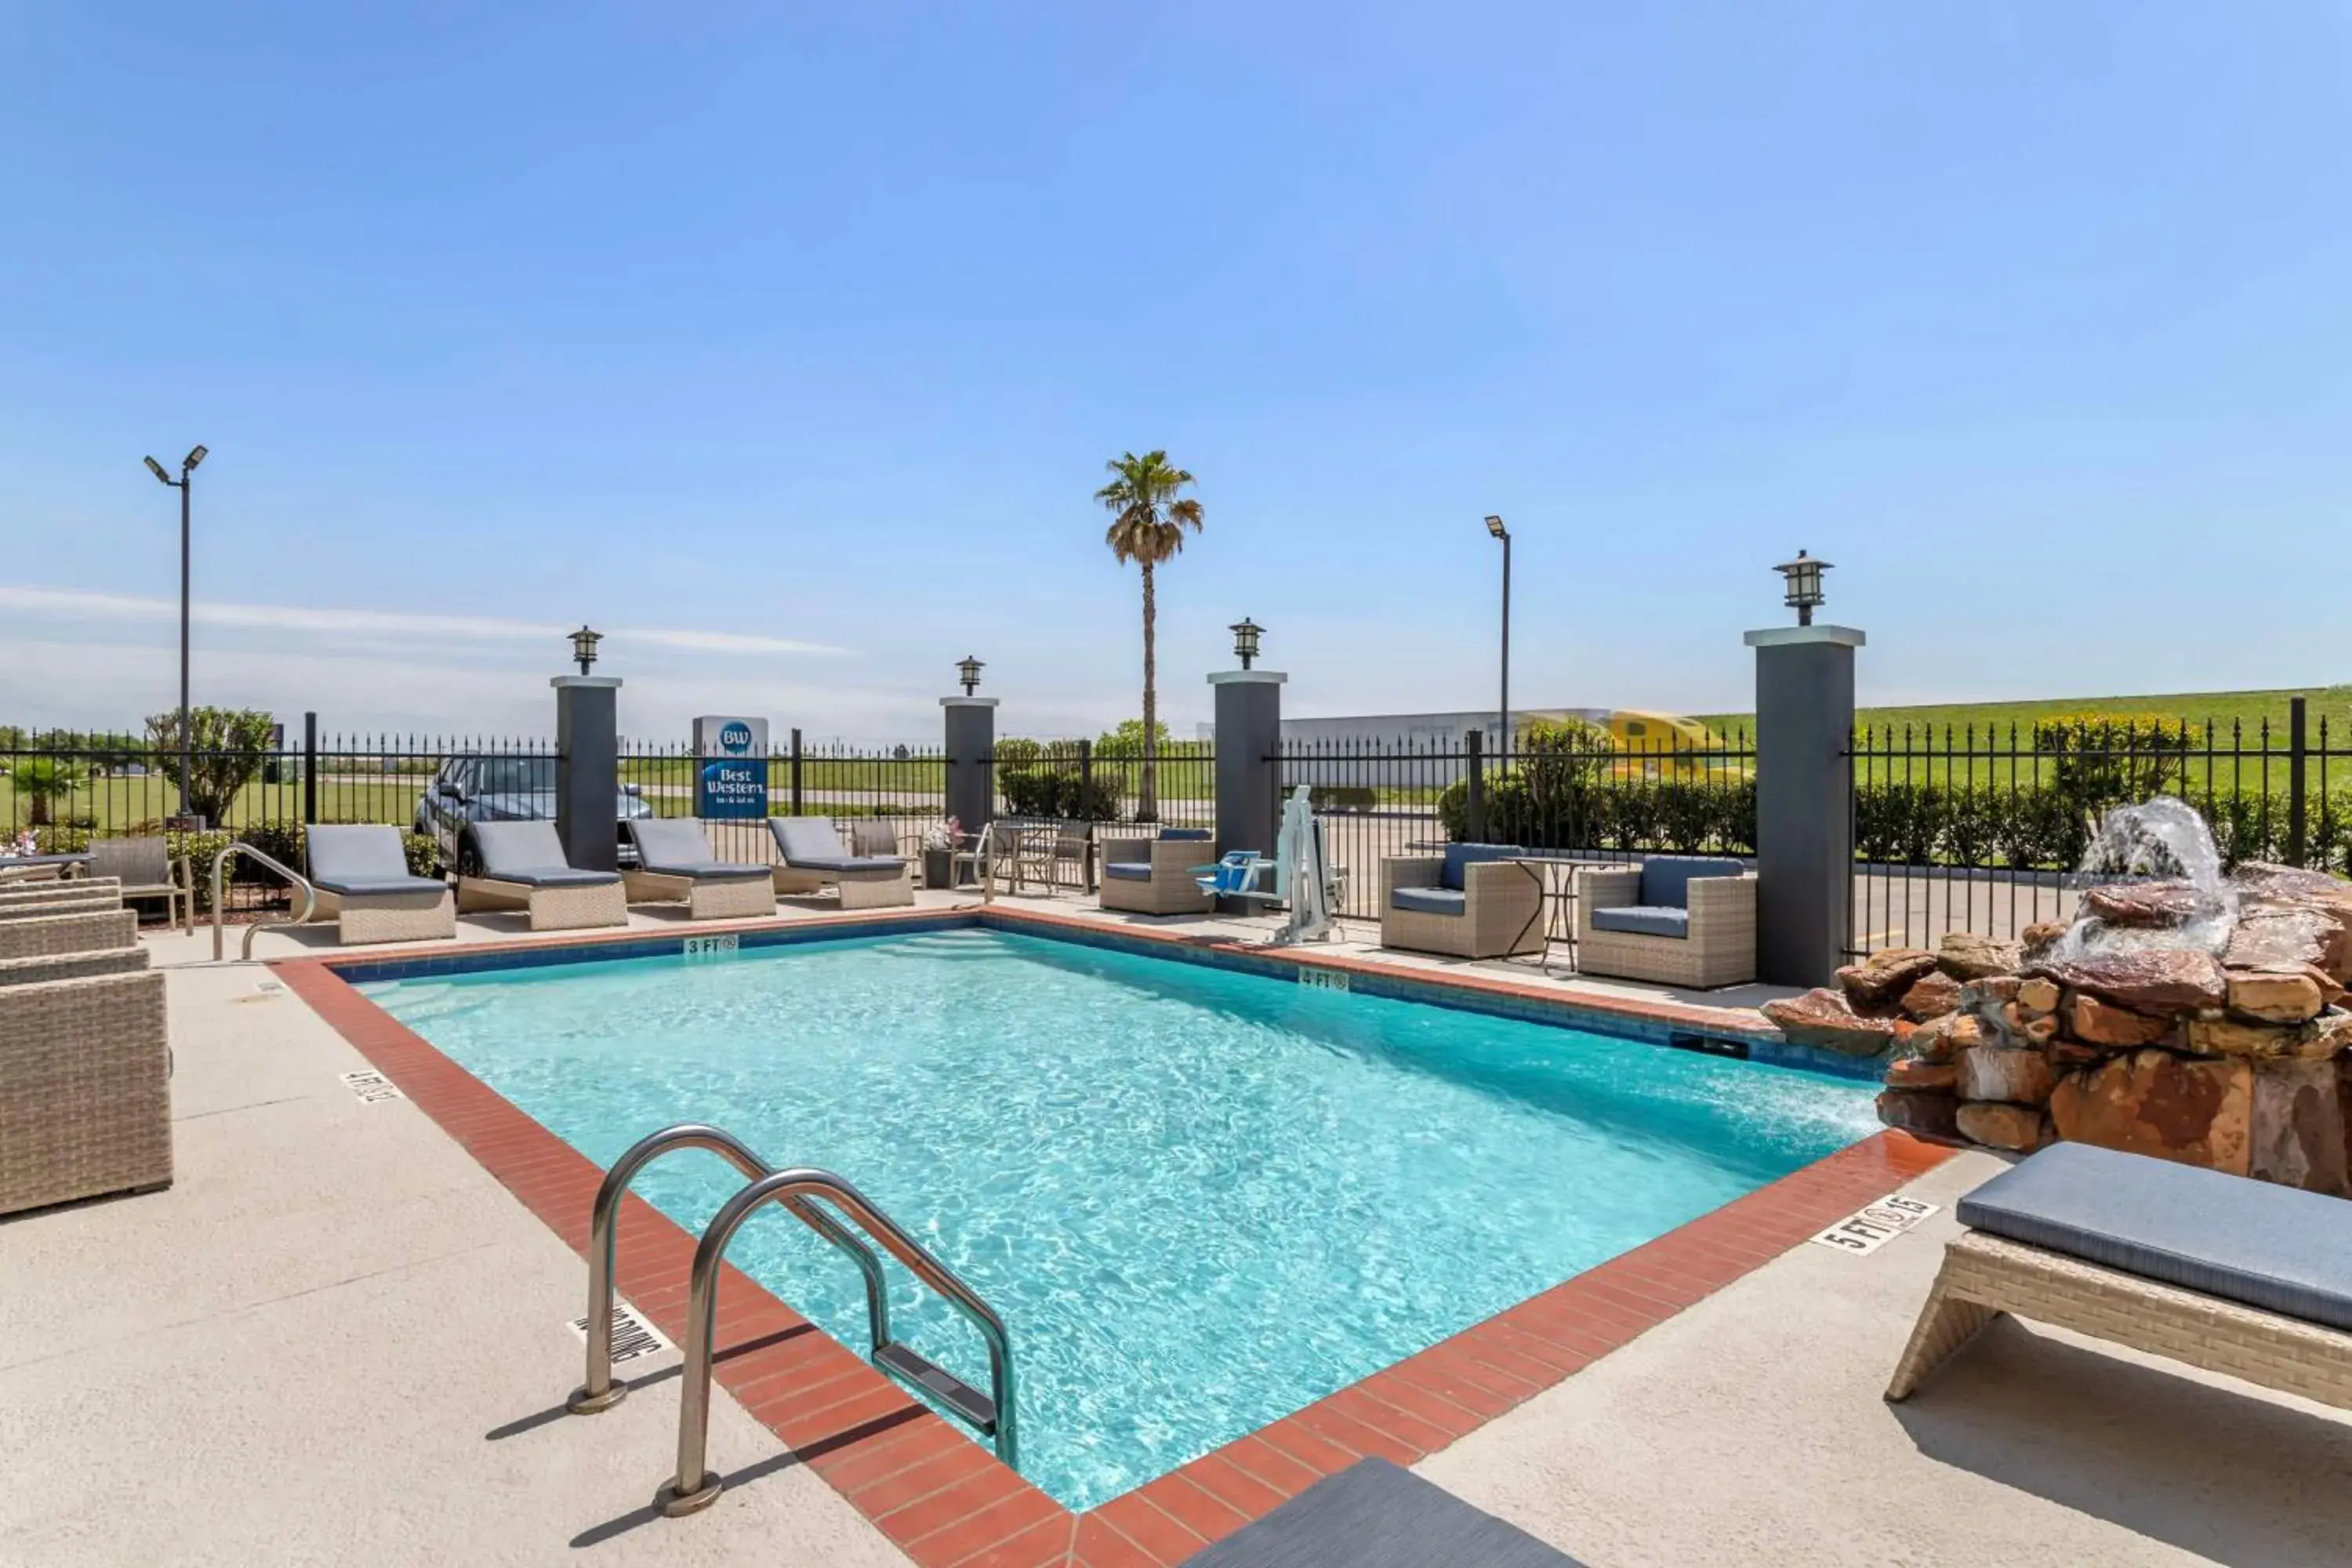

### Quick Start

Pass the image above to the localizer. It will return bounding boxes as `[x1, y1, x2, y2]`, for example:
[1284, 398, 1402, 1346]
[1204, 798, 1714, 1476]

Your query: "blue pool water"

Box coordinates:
[363, 928, 1876, 1508]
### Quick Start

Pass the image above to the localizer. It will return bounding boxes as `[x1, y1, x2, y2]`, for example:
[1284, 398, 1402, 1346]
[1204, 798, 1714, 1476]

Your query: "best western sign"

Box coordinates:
[691, 715, 770, 820]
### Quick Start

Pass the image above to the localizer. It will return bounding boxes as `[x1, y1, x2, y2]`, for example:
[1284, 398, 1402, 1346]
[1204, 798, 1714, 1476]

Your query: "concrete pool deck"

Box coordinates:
[7, 892, 2351, 1565]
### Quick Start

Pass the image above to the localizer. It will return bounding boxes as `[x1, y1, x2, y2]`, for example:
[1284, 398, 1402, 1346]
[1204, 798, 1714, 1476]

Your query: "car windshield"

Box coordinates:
[474, 757, 556, 793]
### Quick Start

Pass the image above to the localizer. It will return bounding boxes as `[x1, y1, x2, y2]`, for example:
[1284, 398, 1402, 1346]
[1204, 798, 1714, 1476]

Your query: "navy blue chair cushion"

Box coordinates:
[1590, 905, 1690, 939]
[1636, 856, 1745, 909]
[1103, 862, 1152, 882]
[1958, 1141, 2352, 1333]
[1160, 827, 1210, 841]
[1392, 886, 1468, 917]
[1440, 843, 1530, 891]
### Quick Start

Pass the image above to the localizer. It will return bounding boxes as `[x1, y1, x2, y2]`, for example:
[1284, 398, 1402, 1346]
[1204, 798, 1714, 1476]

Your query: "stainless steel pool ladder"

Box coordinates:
[209, 841, 319, 960]
[568, 1123, 1018, 1517]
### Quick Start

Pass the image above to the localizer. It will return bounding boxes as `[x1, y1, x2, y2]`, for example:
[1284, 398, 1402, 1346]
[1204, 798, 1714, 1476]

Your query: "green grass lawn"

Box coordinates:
[1699, 684, 2352, 744]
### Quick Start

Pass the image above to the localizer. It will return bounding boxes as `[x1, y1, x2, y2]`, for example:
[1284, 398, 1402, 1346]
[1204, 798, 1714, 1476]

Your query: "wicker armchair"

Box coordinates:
[1098, 830, 1216, 916]
[1379, 846, 1545, 960]
[83, 836, 194, 932]
[1573, 857, 1755, 988]
[0, 969, 172, 1215]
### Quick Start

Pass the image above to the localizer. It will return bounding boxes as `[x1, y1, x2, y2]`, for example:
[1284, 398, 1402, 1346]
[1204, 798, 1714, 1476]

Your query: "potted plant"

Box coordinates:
[921, 817, 962, 890]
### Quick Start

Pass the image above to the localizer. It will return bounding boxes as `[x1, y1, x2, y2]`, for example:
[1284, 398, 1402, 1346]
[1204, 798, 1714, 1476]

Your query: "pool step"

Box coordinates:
[873, 1341, 998, 1433]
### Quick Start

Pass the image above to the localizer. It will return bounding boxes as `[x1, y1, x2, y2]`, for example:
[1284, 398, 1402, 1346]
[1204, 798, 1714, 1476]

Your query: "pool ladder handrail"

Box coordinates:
[210, 841, 320, 961]
[568, 1123, 1018, 1517]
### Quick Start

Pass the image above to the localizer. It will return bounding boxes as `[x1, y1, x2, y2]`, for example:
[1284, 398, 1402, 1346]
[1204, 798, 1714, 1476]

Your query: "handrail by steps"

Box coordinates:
[210, 842, 319, 961]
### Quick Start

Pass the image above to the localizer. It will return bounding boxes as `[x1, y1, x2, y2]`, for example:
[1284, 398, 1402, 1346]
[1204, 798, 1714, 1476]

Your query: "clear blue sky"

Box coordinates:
[2, 3, 2345, 741]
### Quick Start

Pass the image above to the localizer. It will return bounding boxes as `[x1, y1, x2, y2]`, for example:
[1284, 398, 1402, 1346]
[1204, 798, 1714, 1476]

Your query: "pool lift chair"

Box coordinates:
[1196, 786, 1341, 947]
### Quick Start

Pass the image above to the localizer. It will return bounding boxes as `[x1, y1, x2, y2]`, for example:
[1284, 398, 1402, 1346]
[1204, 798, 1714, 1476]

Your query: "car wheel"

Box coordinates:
[456, 836, 483, 879]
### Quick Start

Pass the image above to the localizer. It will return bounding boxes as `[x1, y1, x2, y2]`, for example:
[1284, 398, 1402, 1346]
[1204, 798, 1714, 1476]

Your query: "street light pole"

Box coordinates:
[145, 445, 208, 826]
[1485, 515, 1511, 772]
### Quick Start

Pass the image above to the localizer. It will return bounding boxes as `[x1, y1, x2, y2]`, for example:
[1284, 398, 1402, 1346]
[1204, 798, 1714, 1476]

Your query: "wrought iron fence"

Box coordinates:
[2, 724, 546, 917]
[616, 731, 949, 863]
[1275, 729, 1756, 921]
[985, 739, 1215, 833]
[1845, 704, 2352, 958]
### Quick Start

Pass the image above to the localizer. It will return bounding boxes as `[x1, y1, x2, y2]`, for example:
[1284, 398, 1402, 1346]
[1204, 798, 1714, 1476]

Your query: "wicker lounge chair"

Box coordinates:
[0, 877, 121, 910]
[0, 886, 122, 921]
[82, 836, 193, 932]
[0, 946, 151, 987]
[1887, 1142, 2352, 1412]
[1099, 829, 1215, 916]
[0, 909, 138, 961]
[768, 817, 913, 910]
[1380, 845, 1546, 960]
[624, 818, 775, 920]
[0, 967, 172, 1216]
[1573, 857, 1755, 987]
[456, 821, 628, 931]
[304, 824, 458, 946]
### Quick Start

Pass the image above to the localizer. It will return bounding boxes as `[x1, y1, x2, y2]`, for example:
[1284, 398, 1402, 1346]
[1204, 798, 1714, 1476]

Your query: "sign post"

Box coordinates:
[692, 716, 771, 822]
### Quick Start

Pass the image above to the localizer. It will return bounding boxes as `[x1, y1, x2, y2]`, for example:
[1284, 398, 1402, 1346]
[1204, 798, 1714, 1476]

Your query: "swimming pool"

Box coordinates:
[362, 926, 1877, 1509]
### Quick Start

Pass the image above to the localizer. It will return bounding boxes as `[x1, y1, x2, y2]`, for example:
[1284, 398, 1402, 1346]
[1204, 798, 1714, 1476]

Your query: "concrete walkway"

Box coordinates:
[8, 896, 2350, 1564]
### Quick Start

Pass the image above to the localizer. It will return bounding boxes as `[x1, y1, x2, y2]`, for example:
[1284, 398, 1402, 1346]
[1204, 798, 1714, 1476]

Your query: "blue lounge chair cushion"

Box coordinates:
[790, 855, 904, 875]
[305, 824, 447, 898]
[1635, 856, 1745, 909]
[628, 818, 770, 880]
[1957, 1141, 2352, 1334]
[1104, 862, 1153, 882]
[1391, 886, 1468, 917]
[1440, 843, 1530, 891]
[1590, 905, 1690, 939]
[471, 822, 621, 887]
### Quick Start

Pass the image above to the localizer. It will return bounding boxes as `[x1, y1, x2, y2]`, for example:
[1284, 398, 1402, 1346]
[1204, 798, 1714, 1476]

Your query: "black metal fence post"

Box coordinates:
[2289, 695, 2309, 867]
[302, 711, 318, 826]
[1464, 728, 1486, 844]
[789, 728, 804, 816]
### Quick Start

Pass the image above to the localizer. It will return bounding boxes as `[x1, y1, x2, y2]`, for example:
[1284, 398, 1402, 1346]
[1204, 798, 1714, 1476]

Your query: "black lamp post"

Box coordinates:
[1229, 618, 1263, 670]
[1484, 514, 1511, 768]
[1774, 550, 1831, 626]
[957, 655, 984, 695]
[143, 444, 209, 827]
[570, 625, 603, 675]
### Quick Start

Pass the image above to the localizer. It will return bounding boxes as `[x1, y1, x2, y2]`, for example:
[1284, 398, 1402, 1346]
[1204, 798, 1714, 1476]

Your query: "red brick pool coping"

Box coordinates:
[273, 908, 1954, 1568]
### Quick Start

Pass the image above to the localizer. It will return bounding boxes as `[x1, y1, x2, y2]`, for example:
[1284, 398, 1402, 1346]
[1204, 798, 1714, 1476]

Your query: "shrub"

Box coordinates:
[142, 706, 278, 825]
[2031, 713, 2189, 824]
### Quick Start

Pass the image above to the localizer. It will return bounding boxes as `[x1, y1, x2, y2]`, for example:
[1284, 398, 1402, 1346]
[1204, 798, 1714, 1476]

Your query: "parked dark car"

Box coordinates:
[413, 755, 653, 874]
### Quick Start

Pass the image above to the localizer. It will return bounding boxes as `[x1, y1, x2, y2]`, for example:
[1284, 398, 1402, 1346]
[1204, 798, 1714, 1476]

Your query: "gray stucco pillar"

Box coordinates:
[1744, 625, 1864, 986]
[552, 675, 622, 873]
[1210, 670, 1285, 911]
[942, 697, 998, 836]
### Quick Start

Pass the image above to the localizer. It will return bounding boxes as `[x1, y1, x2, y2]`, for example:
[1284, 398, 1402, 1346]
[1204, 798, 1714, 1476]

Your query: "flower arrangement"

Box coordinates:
[921, 816, 961, 851]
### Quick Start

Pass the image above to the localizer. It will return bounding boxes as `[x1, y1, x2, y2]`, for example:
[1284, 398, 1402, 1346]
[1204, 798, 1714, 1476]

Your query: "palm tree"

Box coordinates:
[1096, 450, 1203, 822]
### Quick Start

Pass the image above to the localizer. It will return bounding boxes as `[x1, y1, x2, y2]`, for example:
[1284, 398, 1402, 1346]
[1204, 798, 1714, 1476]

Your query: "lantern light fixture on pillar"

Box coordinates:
[1774, 550, 1831, 626]
[570, 625, 603, 676]
[1229, 617, 1264, 670]
[956, 655, 984, 695]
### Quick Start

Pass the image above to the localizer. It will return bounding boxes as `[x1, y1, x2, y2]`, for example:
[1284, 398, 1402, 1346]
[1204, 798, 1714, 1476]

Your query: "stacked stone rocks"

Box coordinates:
[1765, 864, 2352, 1194]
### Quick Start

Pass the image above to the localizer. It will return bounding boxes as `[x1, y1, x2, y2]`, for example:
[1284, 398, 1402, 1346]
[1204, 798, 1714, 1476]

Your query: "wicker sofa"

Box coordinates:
[0, 967, 172, 1215]
[1379, 845, 1546, 960]
[1098, 829, 1215, 916]
[1572, 857, 1755, 988]
[0, 908, 139, 962]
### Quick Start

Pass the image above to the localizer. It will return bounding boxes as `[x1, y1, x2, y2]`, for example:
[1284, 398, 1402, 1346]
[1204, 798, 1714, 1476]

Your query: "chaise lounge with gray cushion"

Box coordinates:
[1888, 1141, 2352, 1412]
[1573, 855, 1755, 988]
[456, 821, 629, 931]
[768, 816, 913, 909]
[624, 818, 775, 920]
[303, 824, 457, 946]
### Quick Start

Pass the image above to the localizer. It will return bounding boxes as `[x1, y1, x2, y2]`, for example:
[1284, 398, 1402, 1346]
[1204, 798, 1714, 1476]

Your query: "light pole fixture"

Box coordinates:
[1229, 617, 1263, 670]
[570, 625, 603, 675]
[144, 444, 209, 828]
[956, 655, 984, 695]
[1774, 550, 1831, 626]
[1484, 514, 1511, 769]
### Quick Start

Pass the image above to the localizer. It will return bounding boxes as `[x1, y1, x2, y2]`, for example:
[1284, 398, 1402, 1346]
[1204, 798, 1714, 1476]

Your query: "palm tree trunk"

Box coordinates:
[1140, 558, 1159, 822]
